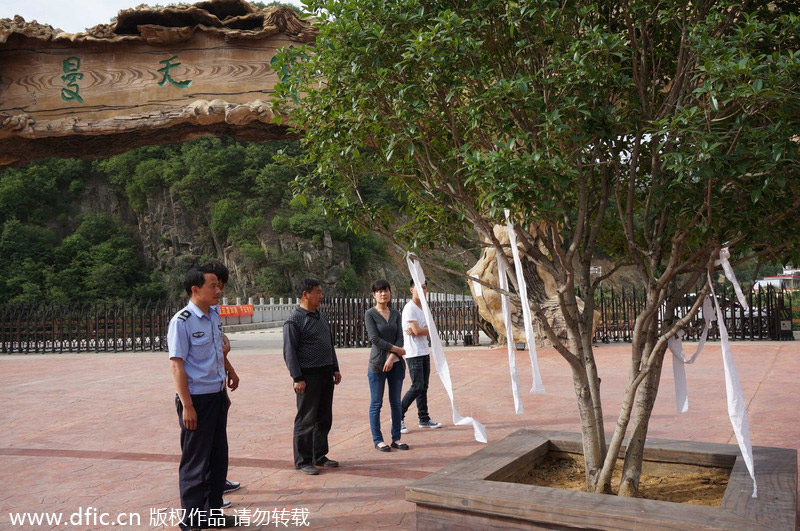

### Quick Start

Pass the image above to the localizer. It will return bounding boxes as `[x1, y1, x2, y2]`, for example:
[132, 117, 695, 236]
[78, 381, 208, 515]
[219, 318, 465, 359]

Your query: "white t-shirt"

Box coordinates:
[402, 300, 429, 358]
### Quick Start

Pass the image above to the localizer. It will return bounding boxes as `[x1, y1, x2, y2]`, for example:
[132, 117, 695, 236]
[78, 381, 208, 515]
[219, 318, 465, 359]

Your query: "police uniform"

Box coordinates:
[168, 301, 228, 530]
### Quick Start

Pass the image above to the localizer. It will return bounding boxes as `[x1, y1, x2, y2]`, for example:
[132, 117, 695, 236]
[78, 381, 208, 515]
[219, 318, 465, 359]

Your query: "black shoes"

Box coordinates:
[391, 442, 409, 450]
[316, 456, 339, 467]
[223, 479, 241, 493]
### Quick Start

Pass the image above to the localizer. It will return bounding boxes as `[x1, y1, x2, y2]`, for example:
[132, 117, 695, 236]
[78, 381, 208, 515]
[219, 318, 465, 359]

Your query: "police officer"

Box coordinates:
[203, 261, 242, 498]
[169, 265, 237, 529]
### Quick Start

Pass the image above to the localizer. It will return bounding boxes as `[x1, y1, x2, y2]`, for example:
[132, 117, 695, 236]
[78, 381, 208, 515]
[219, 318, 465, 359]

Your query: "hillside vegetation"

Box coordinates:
[0, 138, 475, 304]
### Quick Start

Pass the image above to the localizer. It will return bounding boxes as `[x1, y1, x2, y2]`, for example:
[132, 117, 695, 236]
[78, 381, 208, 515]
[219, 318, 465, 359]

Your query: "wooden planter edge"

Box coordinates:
[405, 429, 797, 530]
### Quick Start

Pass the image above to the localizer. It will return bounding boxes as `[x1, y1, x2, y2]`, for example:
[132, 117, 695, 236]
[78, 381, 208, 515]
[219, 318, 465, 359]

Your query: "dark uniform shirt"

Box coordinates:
[283, 306, 339, 382]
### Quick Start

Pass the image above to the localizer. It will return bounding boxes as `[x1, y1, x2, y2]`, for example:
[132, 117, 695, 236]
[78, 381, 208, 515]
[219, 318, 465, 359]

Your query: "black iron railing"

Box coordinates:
[0, 301, 176, 354]
[323, 293, 480, 348]
[593, 285, 794, 343]
[1, 286, 791, 354]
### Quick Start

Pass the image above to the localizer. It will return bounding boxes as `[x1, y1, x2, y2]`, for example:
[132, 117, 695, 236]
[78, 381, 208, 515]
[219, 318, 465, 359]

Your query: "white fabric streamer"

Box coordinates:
[472, 280, 483, 297]
[667, 247, 756, 497]
[669, 297, 713, 412]
[504, 210, 545, 394]
[717, 247, 749, 311]
[711, 249, 756, 498]
[406, 254, 488, 443]
[708, 273, 757, 497]
[496, 255, 524, 413]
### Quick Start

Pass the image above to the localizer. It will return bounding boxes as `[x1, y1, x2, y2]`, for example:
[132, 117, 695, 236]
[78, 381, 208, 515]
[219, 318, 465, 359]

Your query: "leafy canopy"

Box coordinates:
[275, 0, 800, 272]
[274, 0, 800, 495]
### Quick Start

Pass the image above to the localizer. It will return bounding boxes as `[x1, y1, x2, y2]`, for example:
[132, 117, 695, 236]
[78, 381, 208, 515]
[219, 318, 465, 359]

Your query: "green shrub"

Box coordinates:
[271, 215, 289, 233]
[257, 266, 287, 294]
[288, 210, 325, 239]
[349, 232, 387, 274]
[210, 199, 240, 241]
[240, 242, 268, 266]
[337, 266, 360, 293]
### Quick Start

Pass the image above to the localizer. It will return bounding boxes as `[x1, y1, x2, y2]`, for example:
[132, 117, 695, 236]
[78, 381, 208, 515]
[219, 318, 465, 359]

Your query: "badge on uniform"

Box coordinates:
[192, 331, 205, 338]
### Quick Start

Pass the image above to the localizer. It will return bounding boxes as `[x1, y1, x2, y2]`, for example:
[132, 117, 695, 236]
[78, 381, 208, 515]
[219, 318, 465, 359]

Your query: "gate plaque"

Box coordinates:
[0, 0, 314, 166]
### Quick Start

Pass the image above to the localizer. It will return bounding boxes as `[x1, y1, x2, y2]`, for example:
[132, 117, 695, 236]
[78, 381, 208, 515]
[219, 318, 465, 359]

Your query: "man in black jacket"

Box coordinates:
[283, 278, 342, 475]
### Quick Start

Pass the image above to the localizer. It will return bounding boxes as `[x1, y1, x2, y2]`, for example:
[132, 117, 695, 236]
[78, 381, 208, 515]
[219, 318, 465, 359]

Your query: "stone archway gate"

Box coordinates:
[0, 0, 312, 166]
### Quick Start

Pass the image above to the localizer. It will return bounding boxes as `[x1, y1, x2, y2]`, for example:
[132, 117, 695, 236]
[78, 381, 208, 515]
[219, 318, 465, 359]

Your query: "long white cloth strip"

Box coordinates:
[503, 210, 546, 394]
[716, 247, 749, 310]
[669, 297, 714, 412]
[406, 254, 488, 443]
[707, 270, 757, 497]
[496, 255, 524, 413]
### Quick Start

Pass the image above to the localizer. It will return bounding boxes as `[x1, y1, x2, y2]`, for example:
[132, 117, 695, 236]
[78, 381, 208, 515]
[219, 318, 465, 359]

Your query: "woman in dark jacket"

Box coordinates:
[364, 279, 408, 451]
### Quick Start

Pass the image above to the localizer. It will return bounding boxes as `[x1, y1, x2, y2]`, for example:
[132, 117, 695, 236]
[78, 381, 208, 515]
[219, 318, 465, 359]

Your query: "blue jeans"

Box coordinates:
[367, 361, 405, 445]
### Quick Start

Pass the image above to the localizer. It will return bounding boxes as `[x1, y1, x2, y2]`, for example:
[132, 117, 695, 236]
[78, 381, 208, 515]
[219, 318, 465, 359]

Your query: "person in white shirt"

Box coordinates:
[399, 279, 442, 433]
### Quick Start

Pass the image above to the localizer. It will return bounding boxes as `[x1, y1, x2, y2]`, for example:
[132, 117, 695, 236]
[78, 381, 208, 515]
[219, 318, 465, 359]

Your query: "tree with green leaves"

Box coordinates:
[274, 0, 800, 496]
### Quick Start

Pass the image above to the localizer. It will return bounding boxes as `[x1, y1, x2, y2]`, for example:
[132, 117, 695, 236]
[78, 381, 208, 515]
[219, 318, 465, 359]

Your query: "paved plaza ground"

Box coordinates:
[1, 330, 798, 529]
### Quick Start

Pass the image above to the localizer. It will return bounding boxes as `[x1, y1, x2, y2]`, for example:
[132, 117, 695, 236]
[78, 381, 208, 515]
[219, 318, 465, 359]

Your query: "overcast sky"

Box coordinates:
[0, 0, 304, 34]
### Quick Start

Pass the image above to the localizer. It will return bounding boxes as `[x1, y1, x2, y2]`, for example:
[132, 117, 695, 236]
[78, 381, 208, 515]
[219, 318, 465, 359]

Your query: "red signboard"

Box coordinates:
[219, 304, 254, 317]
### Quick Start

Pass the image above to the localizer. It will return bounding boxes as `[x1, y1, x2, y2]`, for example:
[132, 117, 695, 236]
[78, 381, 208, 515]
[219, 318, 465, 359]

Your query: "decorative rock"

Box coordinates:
[468, 224, 596, 348]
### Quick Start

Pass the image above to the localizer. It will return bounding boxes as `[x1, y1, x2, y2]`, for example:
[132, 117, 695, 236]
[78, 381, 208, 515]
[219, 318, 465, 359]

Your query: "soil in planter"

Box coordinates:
[514, 452, 729, 506]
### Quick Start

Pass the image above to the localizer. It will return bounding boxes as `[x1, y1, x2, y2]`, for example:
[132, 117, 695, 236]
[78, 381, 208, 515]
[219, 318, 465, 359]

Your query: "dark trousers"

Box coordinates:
[294, 370, 335, 468]
[367, 361, 405, 445]
[401, 355, 431, 423]
[175, 391, 228, 530]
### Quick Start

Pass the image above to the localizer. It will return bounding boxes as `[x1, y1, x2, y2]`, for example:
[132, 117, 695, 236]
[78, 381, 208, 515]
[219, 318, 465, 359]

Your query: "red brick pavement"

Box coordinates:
[1, 334, 798, 529]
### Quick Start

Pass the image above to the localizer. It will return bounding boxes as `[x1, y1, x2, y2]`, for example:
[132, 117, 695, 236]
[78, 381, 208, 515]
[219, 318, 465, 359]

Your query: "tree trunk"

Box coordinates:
[582, 332, 606, 459]
[572, 366, 607, 492]
[563, 314, 607, 492]
[618, 340, 668, 497]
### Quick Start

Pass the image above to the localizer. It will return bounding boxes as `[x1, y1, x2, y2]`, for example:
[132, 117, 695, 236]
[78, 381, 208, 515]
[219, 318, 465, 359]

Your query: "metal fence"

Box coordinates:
[0, 301, 177, 354]
[593, 285, 794, 343]
[0, 293, 478, 354]
[1, 286, 791, 354]
[323, 293, 480, 348]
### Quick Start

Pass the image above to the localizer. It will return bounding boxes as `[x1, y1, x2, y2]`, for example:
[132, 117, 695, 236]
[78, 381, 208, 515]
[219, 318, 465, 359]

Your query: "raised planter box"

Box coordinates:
[405, 429, 797, 530]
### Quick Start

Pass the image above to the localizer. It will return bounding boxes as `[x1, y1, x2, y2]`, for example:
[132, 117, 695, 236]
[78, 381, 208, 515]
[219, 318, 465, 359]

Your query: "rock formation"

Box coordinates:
[468, 224, 596, 348]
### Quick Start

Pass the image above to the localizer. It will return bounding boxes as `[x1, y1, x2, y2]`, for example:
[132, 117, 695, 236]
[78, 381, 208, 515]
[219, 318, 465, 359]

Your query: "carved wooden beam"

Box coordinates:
[0, 1, 312, 166]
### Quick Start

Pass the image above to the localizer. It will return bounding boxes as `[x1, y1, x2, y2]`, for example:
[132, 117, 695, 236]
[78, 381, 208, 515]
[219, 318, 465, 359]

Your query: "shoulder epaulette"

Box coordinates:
[177, 310, 192, 321]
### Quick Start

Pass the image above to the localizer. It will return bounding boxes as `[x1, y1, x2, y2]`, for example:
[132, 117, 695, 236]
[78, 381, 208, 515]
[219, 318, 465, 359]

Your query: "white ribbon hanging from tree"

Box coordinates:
[406, 254, 488, 443]
[668, 247, 757, 497]
[668, 296, 713, 412]
[504, 210, 546, 394]
[496, 255, 524, 413]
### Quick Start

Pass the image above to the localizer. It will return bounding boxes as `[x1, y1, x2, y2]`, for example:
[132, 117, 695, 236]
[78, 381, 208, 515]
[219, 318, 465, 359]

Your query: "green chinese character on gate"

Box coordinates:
[61, 72, 83, 84]
[63, 56, 80, 73]
[61, 56, 83, 103]
[61, 86, 83, 103]
[157, 55, 192, 88]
